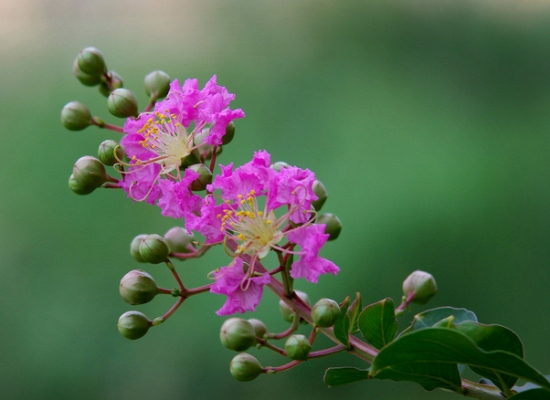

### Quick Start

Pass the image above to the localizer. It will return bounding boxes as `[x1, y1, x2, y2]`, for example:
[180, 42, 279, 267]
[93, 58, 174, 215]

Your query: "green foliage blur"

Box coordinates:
[2, 1, 550, 399]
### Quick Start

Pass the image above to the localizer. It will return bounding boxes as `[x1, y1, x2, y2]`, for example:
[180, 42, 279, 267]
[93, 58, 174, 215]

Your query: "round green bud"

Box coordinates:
[61, 101, 92, 131]
[130, 234, 148, 263]
[77, 47, 106, 76]
[311, 180, 328, 211]
[119, 270, 159, 305]
[68, 173, 93, 195]
[285, 334, 311, 361]
[222, 121, 235, 145]
[270, 161, 290, 172]
[193, 127, 209, 146]
[72, 156, 108, 193]
[316, 213, 342, 241]
[220, 318, 257, 351]
[138, 234, 169, 264]
[163, 227, 195, 254]
[229, 353, 263, 382]
[402, 270, 437, 304]
[117, 311, 151, 340]
[193, 128, 222, 160]
[179, 150, 201, 169]
[311, 298, 341, 328]
[73, 59, 102, 86]
[109, 70, 124, 89]
[98, 140, 124, 166]
[279, 290, 310, 323]
[107, 88, 138, 118]
[98, 71, 124, 97]
[188, 164, 213, 191]
[247, 318, 268, 339]
[144, 70, 171, 98]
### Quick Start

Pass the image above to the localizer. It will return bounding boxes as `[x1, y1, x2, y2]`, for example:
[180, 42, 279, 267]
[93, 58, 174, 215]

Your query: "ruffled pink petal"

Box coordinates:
[286, 224, 339, 283]
[210, 258, 271, 315]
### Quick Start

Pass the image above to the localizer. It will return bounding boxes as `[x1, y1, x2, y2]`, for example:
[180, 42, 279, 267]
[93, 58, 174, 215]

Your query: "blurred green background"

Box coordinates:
[2, 0, 550, 399]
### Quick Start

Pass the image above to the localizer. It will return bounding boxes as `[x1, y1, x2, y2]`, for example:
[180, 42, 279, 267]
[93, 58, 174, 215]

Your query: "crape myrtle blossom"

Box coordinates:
[119, 75, 244, 217]
[186, 150, 340, 315]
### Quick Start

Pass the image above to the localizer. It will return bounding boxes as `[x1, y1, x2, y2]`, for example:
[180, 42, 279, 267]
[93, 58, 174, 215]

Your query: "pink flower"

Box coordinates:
[118, 75, 244, 216]
[189, 150, 338, 286]
[210, 258, 271, 315]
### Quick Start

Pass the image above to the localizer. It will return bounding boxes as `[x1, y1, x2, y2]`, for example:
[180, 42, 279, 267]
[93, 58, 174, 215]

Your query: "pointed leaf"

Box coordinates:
[400, 307, 477, 336]
[333, 315, 350, 348]
[455, 321, 523, 391]
[347, 292, 362, 333]
[333, 297, 351, 348]
[358, 298, 398, 350]
[324, 367, 369, 386]
[508, 388, 550, 399]
[371, 328, 550, 394]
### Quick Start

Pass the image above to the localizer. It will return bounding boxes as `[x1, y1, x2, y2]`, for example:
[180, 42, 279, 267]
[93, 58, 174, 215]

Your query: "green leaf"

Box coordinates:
[455, 322, 523, 357]
[370, 328, 550, 394]
[333, 296, 351, 348]
[374, 361, 462, 392]
[324, 367, 369, 386]
[455, 321, 523, 391]
[508, 388, 550, 399]
[400, 306, 477, 336]
[347, 292, 362, 334]
[358, 298, 398, 350]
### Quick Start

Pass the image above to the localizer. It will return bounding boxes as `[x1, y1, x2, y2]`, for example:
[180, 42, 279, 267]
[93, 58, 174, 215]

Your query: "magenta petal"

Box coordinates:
[210, 258, 271, 315]
[287, 224, 339, 283]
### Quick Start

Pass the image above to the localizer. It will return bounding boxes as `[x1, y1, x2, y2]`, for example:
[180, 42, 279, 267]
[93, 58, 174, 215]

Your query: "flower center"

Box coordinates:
[219, 190, 283, 259]
[135, 111, 192, 174]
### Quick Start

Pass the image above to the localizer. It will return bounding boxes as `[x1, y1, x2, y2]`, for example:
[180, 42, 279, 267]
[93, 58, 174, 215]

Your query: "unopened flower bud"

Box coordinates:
[220, 318, 256, 351]
[107, 88, 138, 118]
[98, 71, 124, 97]
[270, 161, 289, 172]
[230, 353, 263, 382]
[68, 174, 93, 195]
[61, 101, 92, 131]
[73, 59, 101, 86]
[119, 270, 159, 305]
[138, 234, 169, 264]
[193, 128, 222, 160]
[247, 318, 268, 339]
[222, 121, 235, 145]
[98, 140, 124, 166]
[316, 213, 342, 241]
[311, 180, 328, 211]
[76, 47, 106, 76]
[72, 156, 107, 193]
[188, 164, 213, 191]
[285, 334, 311, 360]
[129, 234, 147, 263]
[279, 290, 310, 323]
[144, 70, 170, 98]
[117, 311, 151, 340]
[163, 227, 195, 254]
[311, 298, 341, 327]
[402, 270, 437, 304]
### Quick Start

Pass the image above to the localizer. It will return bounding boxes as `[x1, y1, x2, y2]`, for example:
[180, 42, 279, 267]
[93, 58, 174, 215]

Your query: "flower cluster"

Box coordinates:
[69, 67, 340, 317]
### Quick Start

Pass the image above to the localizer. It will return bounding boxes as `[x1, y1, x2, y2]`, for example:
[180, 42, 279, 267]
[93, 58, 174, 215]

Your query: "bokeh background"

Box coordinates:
[2, 0, 550, 399]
